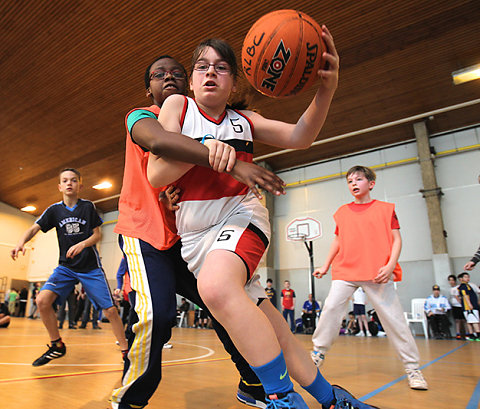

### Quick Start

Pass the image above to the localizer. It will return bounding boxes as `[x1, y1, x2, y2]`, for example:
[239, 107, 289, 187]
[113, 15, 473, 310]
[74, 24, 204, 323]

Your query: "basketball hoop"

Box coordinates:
[286, 217, 322, 242]
[286, 216, 322, 300]
[286, 232, 307, 242]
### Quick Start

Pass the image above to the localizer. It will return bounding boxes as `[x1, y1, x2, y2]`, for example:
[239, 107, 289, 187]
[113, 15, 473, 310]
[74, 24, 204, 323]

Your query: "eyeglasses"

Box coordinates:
[193, 62, 231, 75]
[150, 70, 185, 80]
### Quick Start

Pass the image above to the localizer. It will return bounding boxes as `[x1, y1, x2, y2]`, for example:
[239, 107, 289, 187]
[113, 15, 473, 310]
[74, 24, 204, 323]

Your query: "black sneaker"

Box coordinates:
[32, 343, 66, 366]
[322, 385, 380, 409]
[237, 378, 267, 408]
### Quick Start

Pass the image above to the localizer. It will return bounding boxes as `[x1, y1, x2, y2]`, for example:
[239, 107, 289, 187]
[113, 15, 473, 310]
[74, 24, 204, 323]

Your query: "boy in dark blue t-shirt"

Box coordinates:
[457, 272, 480, 340]
[11, 168, 128, 365]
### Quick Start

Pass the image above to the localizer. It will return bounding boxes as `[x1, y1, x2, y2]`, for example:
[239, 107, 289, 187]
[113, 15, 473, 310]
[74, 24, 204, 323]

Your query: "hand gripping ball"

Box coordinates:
[242, 9, 326, 98]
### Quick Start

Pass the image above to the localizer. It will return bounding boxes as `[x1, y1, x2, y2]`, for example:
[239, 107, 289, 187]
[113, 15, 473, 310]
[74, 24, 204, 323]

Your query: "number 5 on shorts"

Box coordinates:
[217, 229, 235, 242]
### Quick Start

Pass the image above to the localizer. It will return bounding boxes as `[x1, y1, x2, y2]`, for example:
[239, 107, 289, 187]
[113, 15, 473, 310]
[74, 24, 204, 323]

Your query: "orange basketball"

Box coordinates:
[242, 9, 325, 98]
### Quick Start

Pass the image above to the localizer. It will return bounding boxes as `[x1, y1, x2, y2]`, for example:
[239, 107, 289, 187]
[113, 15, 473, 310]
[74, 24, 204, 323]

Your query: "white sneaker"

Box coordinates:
[310, 350, 325, 368]
[377, 331, 387, 337]
[355, 332, 364, 337]
[406, 369, 428, 390]
[366, 331, 372, 337]
[163, 343, 173, 349]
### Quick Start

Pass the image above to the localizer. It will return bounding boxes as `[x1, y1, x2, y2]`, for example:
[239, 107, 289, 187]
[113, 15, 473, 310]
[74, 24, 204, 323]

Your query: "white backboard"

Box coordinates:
[286, 217, 322, 241]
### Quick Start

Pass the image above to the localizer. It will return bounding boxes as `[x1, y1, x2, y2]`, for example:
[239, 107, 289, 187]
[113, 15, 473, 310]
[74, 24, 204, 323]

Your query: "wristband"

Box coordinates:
[201, 134, 215, 144]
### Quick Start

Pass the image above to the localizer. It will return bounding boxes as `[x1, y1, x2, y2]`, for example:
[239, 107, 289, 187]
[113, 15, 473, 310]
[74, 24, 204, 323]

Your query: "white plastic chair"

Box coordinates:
[177, 311, 187, 328]
[404, 298, 429, 339]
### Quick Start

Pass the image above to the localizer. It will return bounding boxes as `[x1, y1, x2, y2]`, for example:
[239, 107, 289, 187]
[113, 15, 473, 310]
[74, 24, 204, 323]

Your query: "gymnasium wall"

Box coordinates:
[0, 202, 34, 297]
[1, 126, 478, 315]
[98, 210, 123, 286]
[273, 125, 480, 320]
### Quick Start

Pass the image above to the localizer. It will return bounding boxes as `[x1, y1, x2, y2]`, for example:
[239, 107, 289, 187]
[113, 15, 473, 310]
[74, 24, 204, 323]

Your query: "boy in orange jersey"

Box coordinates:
[310, 165, 428, 390]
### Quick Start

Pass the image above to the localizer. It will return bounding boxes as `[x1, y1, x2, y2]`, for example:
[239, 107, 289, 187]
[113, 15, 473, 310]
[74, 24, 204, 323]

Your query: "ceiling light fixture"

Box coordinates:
[452, 64, 480, 85]
[21, 205, 36, 212]
[93, 181, 112, 190]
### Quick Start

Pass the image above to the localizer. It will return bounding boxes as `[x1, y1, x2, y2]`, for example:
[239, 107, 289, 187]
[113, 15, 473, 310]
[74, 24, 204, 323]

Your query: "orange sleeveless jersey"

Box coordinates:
[114, 105, 179, 251]
[331, 200, 402, 282]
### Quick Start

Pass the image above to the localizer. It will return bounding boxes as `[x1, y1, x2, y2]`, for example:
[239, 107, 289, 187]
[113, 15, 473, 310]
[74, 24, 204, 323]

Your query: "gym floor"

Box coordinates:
[0, 318, 478, 408]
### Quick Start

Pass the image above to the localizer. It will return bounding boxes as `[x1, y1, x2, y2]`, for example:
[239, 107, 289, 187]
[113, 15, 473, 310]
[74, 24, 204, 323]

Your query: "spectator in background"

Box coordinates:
[57, 287, 78, 329]
[8, 288, 18, 316]
[28, 282, 41, 319]
[178, 297, 190, 314]
[457, 272, 480, 340]
[353, 287, 371, 337]
[75, 286, 86, 323]
[281, 280, 296, 332]
[345, 311, 359, 335]
[265, 278, 277, 308]
[424, 285, 451, 339]
[302, 294, 321, 334]
[195, 305, 209, 329]
[4, 289, 10, 309]
[448, 275, 467, 340]
[0, 302, 10, 328]
[18, 287, 28, 317]
[79, 295, 101, 329]
[176, 298, 191, 335]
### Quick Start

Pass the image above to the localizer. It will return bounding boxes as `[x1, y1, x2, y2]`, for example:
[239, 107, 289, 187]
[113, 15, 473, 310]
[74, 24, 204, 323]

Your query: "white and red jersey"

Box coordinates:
[171, 96, 270, 285]
[173, 96, 263, 235]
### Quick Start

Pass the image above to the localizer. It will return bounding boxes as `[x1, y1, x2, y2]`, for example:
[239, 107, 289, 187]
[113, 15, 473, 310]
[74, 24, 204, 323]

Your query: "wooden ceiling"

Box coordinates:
[1, 0, 479, 216]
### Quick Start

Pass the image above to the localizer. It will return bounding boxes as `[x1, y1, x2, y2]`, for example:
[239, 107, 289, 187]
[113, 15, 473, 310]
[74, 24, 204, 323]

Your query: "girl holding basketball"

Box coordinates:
[148, 28, 376, 409]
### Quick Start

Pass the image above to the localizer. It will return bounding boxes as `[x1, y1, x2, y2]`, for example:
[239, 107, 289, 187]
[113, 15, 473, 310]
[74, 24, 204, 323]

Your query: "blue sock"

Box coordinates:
[302, 369, 334, 406]
[250, 351, 293, 395]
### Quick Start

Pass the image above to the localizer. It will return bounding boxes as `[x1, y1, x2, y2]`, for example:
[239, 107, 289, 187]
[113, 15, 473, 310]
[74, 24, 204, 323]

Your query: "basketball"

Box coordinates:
[242, 9, 325, 98]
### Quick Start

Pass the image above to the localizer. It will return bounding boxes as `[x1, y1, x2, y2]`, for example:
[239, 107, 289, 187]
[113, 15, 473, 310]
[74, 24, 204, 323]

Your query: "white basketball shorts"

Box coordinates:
[180, 196, 270, 303]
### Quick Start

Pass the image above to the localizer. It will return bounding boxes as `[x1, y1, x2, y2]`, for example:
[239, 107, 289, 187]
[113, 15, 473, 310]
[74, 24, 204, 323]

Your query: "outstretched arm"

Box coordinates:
[147, 95, 286, 198]
[10, 223, 41, 260]
[133, 98, 285, 196]
[249, 25, 339, 149]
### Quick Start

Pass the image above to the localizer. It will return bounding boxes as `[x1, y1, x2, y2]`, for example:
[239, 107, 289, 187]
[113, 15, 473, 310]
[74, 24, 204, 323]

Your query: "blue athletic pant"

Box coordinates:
[111, 236, 261, 408]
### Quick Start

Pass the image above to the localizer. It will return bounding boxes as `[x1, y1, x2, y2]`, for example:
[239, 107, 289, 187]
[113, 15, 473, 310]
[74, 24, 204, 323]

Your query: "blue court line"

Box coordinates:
[466, 377, 480, 409]
[359, 342, 469, 402]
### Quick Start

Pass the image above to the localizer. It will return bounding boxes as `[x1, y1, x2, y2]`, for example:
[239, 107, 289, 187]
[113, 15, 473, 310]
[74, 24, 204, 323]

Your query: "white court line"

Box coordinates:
[162, 342, 215, 363]
[0, 342, 215, 367]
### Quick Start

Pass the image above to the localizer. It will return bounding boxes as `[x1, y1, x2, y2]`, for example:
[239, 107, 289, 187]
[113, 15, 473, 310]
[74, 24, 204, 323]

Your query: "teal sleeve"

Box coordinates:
[126, 109, 157, 134]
